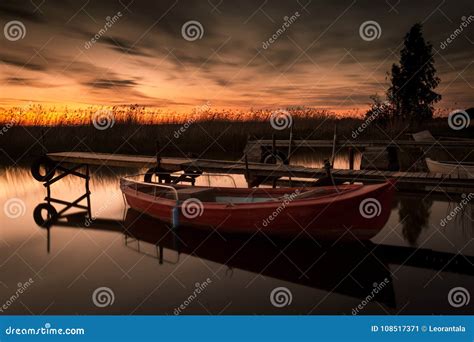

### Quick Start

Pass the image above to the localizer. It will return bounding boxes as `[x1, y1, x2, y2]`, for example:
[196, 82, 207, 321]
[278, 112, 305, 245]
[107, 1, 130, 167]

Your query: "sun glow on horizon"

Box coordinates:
[0, 103, 370, 126]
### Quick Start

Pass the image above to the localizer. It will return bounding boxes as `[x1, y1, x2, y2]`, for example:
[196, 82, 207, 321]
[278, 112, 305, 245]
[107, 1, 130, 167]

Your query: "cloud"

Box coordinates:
[3, 76, 58, 88]
[82, 78, 139, 89]
[99, 36, 153, 57]
[0, 3, 44, 23]
[0, 0, 472, 110]
[0, 55, 46, 72]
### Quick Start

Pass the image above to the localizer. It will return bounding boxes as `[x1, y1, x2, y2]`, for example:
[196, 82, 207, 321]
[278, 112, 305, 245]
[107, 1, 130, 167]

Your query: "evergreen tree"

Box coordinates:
[387, 23, 441, 121]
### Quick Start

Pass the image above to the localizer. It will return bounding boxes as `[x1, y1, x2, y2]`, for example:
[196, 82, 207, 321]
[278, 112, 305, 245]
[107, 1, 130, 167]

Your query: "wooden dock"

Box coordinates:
[46, 152, 474, 192]
[245, 139, 474, 149]
[243, 136, 474, 172]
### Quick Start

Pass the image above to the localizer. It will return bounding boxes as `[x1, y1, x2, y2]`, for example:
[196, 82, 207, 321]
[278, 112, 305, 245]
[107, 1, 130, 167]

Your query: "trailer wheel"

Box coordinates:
[31, 156, 56, 182]
[33, 203, 58, 228]
[262, 151, 288, 165]
[144, 167, 171, 183]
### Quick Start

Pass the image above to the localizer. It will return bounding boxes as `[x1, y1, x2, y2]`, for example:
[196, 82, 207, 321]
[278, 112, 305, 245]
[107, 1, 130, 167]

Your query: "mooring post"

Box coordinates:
[287, 123, 293, 164]
[324, 159, 340, 193]
[348, 147, 355, 170]
[85, 165, 92, 219]
[46, 179, 52, 224]
[159, 245, 164, 265]
[244, 154, 250, 188]
[46, 183, 51, 206]
[331, 124, 337, 167]
[271, 134, 278, 188]
[288, 123, 293, 187]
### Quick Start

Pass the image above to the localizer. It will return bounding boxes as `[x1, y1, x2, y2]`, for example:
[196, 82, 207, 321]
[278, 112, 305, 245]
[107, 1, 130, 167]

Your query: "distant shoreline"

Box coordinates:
[0, 117, 471, 166]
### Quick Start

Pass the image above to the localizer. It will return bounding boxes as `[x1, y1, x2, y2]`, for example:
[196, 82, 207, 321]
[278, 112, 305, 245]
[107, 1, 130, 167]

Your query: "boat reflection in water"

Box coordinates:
[42, 208, 474, 314]
[122, 210, 396, 308]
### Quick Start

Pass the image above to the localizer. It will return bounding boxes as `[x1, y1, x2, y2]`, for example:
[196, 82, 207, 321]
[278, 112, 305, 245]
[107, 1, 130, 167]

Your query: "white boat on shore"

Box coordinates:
[425, 158, 474, 177]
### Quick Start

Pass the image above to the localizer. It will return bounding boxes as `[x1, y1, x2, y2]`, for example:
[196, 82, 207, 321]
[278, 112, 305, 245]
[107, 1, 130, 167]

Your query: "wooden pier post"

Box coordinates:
[270, 135, 277, 188]
[244, 154, 250, 188]
[85, 165, 92, 219]
[287, 123, 293, 164]
[348, 147, 355, 170]
[331, 124, 337, 167]
[288, 124, 293, 186]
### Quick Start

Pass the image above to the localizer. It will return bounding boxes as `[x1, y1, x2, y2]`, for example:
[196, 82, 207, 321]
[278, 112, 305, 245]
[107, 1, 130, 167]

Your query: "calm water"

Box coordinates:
[0, 154, 473, 315]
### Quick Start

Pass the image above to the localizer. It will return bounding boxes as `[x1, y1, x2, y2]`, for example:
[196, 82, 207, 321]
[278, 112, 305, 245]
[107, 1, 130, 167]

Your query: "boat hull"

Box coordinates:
[121, 180, 396, 239]
[426, 158, 474, 177]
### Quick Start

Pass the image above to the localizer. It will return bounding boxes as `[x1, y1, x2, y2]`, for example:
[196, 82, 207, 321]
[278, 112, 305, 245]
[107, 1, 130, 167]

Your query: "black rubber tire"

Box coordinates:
[262, 151, 288, 165]
[33, 203, 58, 228]
[31, 156, 56, 182]
[144, 168, 155, 183]
[144, 167, 171, 183]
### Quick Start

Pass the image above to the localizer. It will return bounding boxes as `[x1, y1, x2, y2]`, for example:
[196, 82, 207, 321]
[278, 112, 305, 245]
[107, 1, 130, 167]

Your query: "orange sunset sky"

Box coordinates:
[0, 0, 473, 117]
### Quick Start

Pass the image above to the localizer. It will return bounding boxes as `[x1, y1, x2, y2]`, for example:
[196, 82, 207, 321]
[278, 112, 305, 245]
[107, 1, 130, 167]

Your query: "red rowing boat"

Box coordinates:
[120, 177, 396, 239]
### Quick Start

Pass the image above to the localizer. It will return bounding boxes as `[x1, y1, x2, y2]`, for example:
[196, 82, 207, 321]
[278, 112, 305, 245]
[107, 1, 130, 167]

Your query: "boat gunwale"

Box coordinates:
[120, 177, 392, 208]
[426, 158, 474, 167]
[425, 158, 474, 178]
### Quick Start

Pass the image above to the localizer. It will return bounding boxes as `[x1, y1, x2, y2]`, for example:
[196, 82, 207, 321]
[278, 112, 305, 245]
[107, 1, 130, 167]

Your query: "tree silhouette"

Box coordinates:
[387, 23, 441, 121]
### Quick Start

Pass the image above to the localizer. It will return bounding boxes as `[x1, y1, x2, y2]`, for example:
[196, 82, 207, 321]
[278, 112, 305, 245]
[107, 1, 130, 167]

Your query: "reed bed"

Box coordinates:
[0, 105, 468, 164]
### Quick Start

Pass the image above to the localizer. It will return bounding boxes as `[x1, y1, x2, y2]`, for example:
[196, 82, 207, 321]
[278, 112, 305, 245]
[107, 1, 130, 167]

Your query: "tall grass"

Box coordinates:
[0, 106, 470, 164]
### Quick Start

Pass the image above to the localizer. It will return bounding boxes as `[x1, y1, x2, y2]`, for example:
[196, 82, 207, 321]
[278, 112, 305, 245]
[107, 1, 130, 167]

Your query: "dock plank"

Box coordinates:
[249, 139, 474, 148]
[46, 152, 474, 192]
